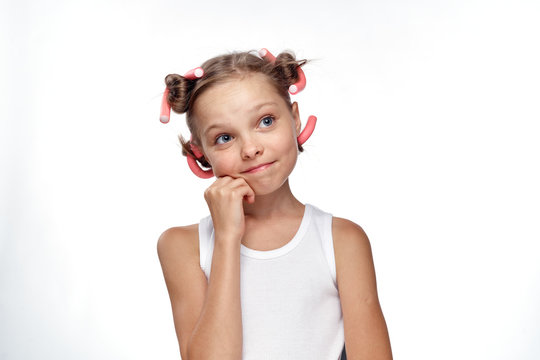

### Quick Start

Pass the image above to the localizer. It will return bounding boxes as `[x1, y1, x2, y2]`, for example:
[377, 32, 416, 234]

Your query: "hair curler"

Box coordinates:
[288, 66, 306, 95]
[184, 67, 204, 79]
[159, 67, 205, 124]
[258, 48, 306, 95]
[258, 48, 276, 63]
[297, 115, 317, 145]
[187, 135, 214, 178]
[189, 136, 205, 159]
[160, 88, 171, 123]
[187, 156, 214, 179]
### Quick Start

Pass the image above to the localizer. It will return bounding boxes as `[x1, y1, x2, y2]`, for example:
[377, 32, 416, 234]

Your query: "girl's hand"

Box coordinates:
[204, 176, 255, 243]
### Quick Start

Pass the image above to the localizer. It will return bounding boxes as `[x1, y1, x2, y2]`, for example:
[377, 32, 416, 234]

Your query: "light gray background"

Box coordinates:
[1, 0, 539, 359]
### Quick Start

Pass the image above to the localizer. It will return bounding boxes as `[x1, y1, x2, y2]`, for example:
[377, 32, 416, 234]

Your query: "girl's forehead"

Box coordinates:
[194, 74, 284, 118]
[205, 73, 275, 98]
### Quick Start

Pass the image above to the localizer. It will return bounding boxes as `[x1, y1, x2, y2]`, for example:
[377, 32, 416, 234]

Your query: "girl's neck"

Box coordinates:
[242, 179, 304, 220]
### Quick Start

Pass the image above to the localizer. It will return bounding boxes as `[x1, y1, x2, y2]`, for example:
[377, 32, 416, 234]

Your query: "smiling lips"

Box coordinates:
[242, 161, 275, 174]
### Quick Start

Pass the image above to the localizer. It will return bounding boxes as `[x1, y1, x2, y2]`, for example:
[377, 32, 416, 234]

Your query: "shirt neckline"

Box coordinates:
[239, 203, 313, 260]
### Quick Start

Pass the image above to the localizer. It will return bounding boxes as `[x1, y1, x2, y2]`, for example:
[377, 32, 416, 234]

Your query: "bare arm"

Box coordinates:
[157, 176, 254, 359]
[188, 176, 255, 359]
[333, 217, 393, 360]
[187, 238, 243, 360]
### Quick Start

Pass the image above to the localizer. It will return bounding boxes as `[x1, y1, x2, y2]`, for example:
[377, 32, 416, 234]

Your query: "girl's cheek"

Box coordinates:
[211, 155, 233, 173]
[275, 136, 295, 153]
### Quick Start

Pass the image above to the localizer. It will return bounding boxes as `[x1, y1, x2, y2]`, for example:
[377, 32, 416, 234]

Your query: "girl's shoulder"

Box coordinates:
[311, 205, 370, 248]
[157, 223, 200, 263]
[330, 216, 377, 293]
[331, 216, 369, 245]
[331, 216, 371, 260]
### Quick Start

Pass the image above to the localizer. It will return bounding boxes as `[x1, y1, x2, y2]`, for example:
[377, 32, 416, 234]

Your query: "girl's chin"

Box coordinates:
[248, 179, 290, 197]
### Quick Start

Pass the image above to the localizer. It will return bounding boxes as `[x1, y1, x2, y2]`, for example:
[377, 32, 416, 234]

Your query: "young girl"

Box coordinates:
[157, 48, 393, 360]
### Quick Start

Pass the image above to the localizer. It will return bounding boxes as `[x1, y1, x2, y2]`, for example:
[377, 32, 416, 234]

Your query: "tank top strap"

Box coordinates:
[198, 214, 214, 277]
[308, 204, 338, 289]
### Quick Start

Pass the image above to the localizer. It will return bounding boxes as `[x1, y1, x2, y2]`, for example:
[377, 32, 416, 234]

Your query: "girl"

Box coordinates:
[157, 48, 393, 360]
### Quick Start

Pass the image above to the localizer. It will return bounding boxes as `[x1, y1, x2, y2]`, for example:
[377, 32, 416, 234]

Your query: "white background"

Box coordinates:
[1, 0, 539, 359]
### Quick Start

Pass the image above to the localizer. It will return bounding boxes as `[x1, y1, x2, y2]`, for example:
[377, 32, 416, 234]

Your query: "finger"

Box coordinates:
[231, 182, 255, 204]
[243, 193, 255, 204]
[208, 176, 234, 190]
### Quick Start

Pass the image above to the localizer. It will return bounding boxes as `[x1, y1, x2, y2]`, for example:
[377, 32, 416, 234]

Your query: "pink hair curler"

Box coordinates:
[187, 156, 214, 179]
[160, 87, 171, 123]
[159, 67, 205, 124]
[288, 66, 306, 95]
[258, 48, 276, 63]
[258, 48, 306, 95]
[297, 115, 317, 145]
[187, 135, 214, 178]
[184, 67, 204, 80]
[189, 135, 204, 159]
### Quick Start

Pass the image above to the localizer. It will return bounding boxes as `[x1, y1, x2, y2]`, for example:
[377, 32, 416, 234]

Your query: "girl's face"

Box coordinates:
[193, 73, 301, 195]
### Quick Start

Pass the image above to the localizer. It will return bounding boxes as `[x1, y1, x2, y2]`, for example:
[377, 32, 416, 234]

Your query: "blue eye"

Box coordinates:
[259, 116, 274, 128]
[215, 134, 232, 145]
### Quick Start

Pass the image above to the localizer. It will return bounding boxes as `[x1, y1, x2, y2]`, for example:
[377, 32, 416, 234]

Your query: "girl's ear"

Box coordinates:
[190, 141, 204, 158]
[190, 140, 212, 166]
[291, 102, 301, 137]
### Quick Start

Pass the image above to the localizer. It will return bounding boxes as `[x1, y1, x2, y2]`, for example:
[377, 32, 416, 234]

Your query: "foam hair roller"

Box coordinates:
[189, 135, 204, 159]
[258, 48, 276, 63]
[288, 66, 306, 95]
[184, 67, 204, 80]
[160, 88, 171, 123]
[159, 67, 205, 124]
[188, 135, 214, 178]
[258, 48, 306, 95]
[297, 115, 317, 145]
[187, 156, 214, 178]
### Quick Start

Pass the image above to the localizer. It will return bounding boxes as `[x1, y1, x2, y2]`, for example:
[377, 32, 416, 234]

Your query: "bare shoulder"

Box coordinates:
[332, 217, 370, 244]
[156, 224, 202, 288]
[331, 217, 371, 257]
[156, 223, 203, 297]
[157, 224, 199, 260]
[331, 217, 378, 300]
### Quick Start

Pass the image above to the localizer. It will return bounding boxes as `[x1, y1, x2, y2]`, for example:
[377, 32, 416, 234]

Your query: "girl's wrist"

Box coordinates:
[214, 234, 242, 248]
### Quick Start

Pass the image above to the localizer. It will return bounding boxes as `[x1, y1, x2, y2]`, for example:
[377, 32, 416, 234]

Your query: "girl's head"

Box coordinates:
[163, 49, 310, 192]
[165, 50, 308, 160]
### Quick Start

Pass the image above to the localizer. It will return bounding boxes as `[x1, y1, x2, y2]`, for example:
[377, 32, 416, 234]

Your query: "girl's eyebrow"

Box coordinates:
[202, 101, 278, 136]
[249, 101, 278, 112]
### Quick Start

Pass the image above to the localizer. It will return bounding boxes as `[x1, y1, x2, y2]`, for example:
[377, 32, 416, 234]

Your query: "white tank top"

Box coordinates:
[198, 203, 345, 359]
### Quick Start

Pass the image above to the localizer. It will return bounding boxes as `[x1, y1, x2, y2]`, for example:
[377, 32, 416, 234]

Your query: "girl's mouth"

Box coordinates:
[242, 161, 275, 174]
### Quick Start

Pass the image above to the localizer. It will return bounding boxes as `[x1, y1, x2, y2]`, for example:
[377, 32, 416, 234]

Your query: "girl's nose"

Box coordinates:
[241, 139, 263, 159]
